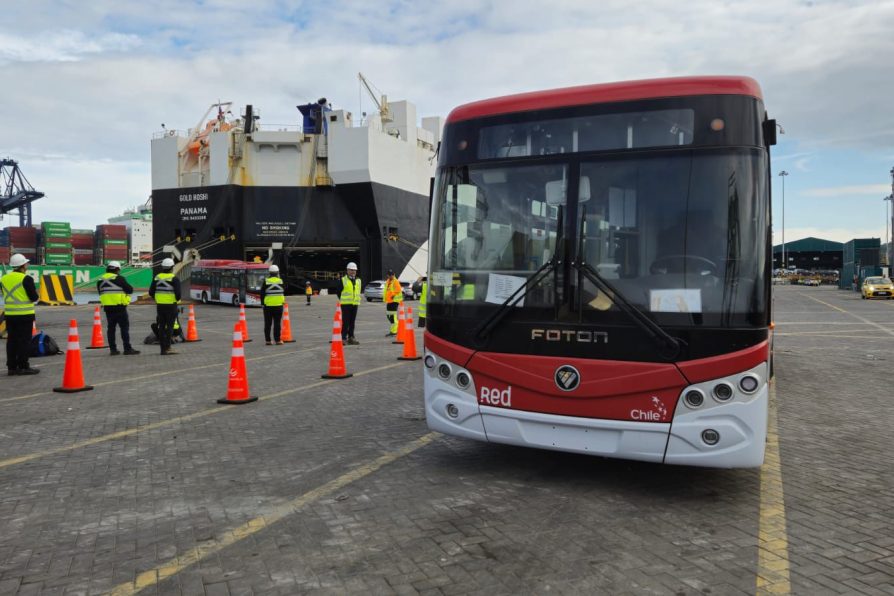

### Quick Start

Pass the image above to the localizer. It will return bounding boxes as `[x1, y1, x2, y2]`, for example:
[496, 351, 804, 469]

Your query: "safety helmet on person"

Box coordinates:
[346, 262, 358, 271]
[161, 257, 175, 269]
[9, 253, 29, 268]
[268, 264, 279, 274]
[107, 260, 122, 270]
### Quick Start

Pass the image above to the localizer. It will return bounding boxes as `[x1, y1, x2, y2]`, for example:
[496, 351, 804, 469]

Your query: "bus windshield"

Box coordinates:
[429, 148, 768, 327]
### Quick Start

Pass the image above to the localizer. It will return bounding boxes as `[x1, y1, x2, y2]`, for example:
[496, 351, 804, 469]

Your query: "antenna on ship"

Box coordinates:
[358, 72, 392, 124]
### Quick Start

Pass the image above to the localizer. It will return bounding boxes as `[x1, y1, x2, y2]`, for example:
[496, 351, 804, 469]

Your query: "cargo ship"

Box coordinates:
[150, 89, 442, 291]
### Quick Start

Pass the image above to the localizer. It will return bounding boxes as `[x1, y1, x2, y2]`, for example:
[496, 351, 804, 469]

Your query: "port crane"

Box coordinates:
[0, 158, 44, 227]
[358, 72, 392, 124]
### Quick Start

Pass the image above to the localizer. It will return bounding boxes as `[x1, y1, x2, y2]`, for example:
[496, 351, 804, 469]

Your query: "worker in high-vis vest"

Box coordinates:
[384, 269, 403, 336]
[260, 264, 285, 345]
[148, 257, 181, 355]
[96, 261, 139, 356]
[340, 262, 361, 345]
[305, 280, 313, 305]
[1, 253, 40, 376]
[417, 276, 428, 328]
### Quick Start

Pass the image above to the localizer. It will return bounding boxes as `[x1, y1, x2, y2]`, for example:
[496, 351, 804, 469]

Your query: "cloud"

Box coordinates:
[0, 30, 141, 63]
[802, 184, 892, 198]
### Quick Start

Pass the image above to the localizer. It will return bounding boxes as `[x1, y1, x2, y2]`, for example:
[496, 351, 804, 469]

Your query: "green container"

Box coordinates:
[44, 241, 72, 249]
[45, 257, 73, 265]
[103, 239, 127, 246]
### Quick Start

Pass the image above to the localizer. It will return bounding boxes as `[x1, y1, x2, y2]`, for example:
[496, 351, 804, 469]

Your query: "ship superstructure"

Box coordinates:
[151, 93, 441, 290]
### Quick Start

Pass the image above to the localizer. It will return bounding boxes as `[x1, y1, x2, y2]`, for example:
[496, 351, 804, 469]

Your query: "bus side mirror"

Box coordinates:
[762, 119, 778, 146]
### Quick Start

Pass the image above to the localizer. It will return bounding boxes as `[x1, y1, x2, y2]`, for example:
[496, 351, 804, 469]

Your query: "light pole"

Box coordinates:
[885, 195, 893, 268]
[779, 170, 788, 271]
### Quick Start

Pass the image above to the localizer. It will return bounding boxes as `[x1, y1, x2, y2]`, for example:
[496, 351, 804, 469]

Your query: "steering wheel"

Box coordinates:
[650, 255, 718, 276]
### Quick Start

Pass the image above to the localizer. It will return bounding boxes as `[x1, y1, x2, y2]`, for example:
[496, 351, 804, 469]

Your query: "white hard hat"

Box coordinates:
[161, 257, 175, 268]
[107, 260, 122, 269]
[9, 253, 29, 268]
[268, 264, 279, 274]
[346, 262, 358, 270]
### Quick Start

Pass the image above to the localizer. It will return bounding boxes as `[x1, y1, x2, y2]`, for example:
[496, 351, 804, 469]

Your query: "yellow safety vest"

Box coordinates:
[153, 273, 177, 305]
[340, 276, 361, 306]
[418, 281, 428, 318]
[385, 278, 403, 304]
[98, 272, 130, 307]
[263, 276, 285, 307]
[0, 271, 35, 316]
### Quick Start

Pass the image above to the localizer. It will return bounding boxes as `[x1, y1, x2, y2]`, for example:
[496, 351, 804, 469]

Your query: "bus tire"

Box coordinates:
[201, 292, 209, 304]
[367, 297, 373, 302]
[232, 295, 240, 306]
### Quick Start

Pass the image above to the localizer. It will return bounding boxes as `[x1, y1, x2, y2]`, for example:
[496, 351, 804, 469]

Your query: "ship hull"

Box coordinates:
[152, 182, 429, 290]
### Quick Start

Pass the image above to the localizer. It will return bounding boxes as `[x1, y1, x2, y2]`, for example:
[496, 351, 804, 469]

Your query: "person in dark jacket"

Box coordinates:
[1, 253, 40, 375]
[96, 261, 140, 355]
[148, 258, 182, 355]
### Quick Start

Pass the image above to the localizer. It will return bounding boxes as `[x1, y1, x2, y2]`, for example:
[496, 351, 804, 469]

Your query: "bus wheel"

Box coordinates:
[201, 292, 209, 304]
[232, 295, 240, 306]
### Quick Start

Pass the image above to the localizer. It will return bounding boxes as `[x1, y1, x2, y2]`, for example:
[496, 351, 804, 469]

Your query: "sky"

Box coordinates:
[3, 0, 894, 245]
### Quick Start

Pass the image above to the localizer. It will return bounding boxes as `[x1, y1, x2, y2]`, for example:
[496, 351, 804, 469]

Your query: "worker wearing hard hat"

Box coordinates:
[1, 253, 40, 375]
[384, 269, 403, 336]
[96, 261, 139, 356]
[305, 280, 313, 305]
[260, 264, 285, 345]
[148, 257, 181, 355]
[339, 262, 361, 345]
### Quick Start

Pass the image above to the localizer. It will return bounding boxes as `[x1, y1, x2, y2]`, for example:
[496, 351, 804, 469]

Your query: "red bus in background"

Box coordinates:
[189, 260, 270, 306]
[424, 76, 776, 468]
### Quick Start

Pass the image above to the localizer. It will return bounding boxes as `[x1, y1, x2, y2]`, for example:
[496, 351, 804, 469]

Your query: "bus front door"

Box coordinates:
[211, 275, 221, 301]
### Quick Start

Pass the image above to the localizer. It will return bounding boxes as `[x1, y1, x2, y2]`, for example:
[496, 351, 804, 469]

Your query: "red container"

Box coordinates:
[73, 253, 95, 265]
[95, 224, 128, 240]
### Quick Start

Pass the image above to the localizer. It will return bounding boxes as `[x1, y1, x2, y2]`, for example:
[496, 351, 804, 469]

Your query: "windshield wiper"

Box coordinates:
[573, 261, 684, 360]
[473, 258, 557, 343]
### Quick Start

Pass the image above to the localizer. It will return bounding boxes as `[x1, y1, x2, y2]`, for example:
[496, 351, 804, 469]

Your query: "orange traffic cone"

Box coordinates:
[85, 306, 106, 349]
[392, 304, 406, 344]
[322, 303, 352, 379]
[217, 323, 258, 404]
[185, 304, 202, 342]
[281, 303, 296, 343]
[32, 320, 39, 336]
[398, 306, 422, 361]
[53, 320, 94, 393]
[238, 303, 252, 342]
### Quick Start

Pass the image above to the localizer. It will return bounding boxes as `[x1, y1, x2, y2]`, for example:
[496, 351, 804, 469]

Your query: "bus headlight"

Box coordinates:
[684, 389, 705, 408]
[712, 382, 734, 402]
[424, 354, 436, 369]
[455, 371, 471, 389]
[446, 403, 459, 418]
[739, 374, 760, 394]
[437, 363, 452, 381]
[701, 429, 720, 445]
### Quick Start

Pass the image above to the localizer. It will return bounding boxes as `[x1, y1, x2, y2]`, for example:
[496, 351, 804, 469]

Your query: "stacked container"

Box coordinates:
[40, 221, 73, 266]
[0, 228, 10, 264]
[72, 228, 95, 266]
[3, 226, 38, 265]
[95, 224, 128, 265]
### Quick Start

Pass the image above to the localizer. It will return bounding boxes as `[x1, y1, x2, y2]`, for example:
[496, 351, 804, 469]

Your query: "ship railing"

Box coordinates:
[255, 124, 302, 132]
[153, 129, 185, 139]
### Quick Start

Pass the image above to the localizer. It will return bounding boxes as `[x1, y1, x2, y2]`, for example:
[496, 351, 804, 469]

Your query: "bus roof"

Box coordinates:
[445, 76, 764, 124]
[194, 259, 270, 270]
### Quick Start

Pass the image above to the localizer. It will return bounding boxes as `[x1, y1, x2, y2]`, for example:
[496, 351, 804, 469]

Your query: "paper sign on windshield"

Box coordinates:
[485, 273, 527, 307]
[649, 289, 702, 313]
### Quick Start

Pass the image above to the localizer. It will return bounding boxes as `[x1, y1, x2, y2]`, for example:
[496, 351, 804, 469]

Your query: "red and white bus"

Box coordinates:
[189, 260, 270, 306]
[424, 76, 775, 468]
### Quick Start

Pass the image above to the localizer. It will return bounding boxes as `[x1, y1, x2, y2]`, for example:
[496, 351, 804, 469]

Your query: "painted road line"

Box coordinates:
[756, 380, 791, 595]
[0, 361, 409, 471]
[107, 432, 437, 596]
[803, 293, 894, 337]
[0, 332, 414, 404]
